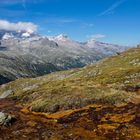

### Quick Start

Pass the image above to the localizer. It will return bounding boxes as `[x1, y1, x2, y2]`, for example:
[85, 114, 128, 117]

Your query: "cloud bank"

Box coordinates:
[0, 20, 38, 33]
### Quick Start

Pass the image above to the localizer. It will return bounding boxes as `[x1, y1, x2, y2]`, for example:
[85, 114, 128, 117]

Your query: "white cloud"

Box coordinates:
[0, 20, 38, 33]
[99, 0, 127, 16]
[89, 34, 106, 40]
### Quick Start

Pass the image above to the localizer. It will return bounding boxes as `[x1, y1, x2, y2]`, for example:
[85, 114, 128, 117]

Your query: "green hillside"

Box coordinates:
[0, 46, 140, 113]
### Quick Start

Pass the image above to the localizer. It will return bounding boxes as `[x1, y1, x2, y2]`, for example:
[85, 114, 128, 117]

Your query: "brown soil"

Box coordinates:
[1, 99, 140, 140]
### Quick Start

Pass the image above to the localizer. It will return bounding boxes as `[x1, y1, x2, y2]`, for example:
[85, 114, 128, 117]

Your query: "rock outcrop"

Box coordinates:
[0, 112, 16, 127]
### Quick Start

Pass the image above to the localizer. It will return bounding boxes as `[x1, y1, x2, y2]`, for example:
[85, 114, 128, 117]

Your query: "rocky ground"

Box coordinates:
[1, 98, 140, 140]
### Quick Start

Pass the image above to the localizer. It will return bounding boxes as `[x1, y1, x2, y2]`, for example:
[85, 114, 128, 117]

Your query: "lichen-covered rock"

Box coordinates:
[0, 112, 16, 127]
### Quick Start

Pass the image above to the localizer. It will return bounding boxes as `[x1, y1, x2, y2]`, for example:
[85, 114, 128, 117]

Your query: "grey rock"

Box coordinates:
[0, 90, 13, 99]
[0, 112, 16, 127]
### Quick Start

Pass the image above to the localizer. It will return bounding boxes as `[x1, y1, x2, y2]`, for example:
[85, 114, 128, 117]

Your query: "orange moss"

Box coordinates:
[21, 104, 103, 120]
[98, 123, 120, 130]
[102, 113, 135, 123]
[26, 121, 37, 127]
[1, 99, 140, 140]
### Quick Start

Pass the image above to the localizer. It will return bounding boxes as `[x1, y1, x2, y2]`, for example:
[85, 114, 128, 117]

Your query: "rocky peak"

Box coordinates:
[53, 34, 70, 42]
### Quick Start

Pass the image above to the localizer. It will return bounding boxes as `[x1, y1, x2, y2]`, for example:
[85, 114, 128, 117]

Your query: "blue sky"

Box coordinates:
[0, 0, 139, 45]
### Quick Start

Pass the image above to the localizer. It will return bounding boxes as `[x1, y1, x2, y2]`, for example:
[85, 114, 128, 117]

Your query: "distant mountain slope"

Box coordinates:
[1, 46, 140, 112]
[0, 51, 58, 85]
[0, 30, 131, 84]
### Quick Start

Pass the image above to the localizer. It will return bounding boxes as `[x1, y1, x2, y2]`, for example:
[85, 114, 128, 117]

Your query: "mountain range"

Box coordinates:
[0, 29, 131, 84]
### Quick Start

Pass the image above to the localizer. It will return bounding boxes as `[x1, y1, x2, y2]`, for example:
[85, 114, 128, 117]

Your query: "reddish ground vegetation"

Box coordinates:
[1, 99, 140, 140]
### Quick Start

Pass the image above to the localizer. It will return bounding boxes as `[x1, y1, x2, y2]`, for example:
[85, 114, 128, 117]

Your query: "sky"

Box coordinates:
[0, 0, 139, 45]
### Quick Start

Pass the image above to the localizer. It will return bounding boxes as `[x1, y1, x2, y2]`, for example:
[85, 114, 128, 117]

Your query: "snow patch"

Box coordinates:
[22, 32, 31, 38]
[2, 33, 14, 40]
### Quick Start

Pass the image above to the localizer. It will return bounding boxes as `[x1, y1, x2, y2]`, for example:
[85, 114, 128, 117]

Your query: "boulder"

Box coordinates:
[0, 112, 16, 127]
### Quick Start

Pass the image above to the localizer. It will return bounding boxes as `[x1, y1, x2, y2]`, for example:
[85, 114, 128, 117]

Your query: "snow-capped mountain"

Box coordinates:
[48, 34, 69, 41]
[54, 34, 69, 42]
[0, 29, 38, 40]
[48, 34, 77, 47]
[0, 30, 130, 54]
[2, 33, 14, 40]
[0, 30, 132, 84]
[86, 38, 129, 55]
[48, 34, 85, 49]
[49, 34, 130, 55]
[21, 32, 32, 38]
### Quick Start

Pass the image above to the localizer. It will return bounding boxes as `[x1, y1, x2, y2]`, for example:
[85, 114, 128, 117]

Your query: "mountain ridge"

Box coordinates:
[0, 30, 132, 85]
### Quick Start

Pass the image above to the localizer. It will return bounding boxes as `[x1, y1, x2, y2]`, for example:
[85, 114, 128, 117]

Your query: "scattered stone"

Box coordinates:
[0, 112, 16, 127]
[12, 130, 21, 136]
[0, 90, 14, 99]
[23, 85, 39, 91]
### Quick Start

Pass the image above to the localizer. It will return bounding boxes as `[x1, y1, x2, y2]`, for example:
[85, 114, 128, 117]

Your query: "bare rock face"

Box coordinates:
[0, 112, 16, 127]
